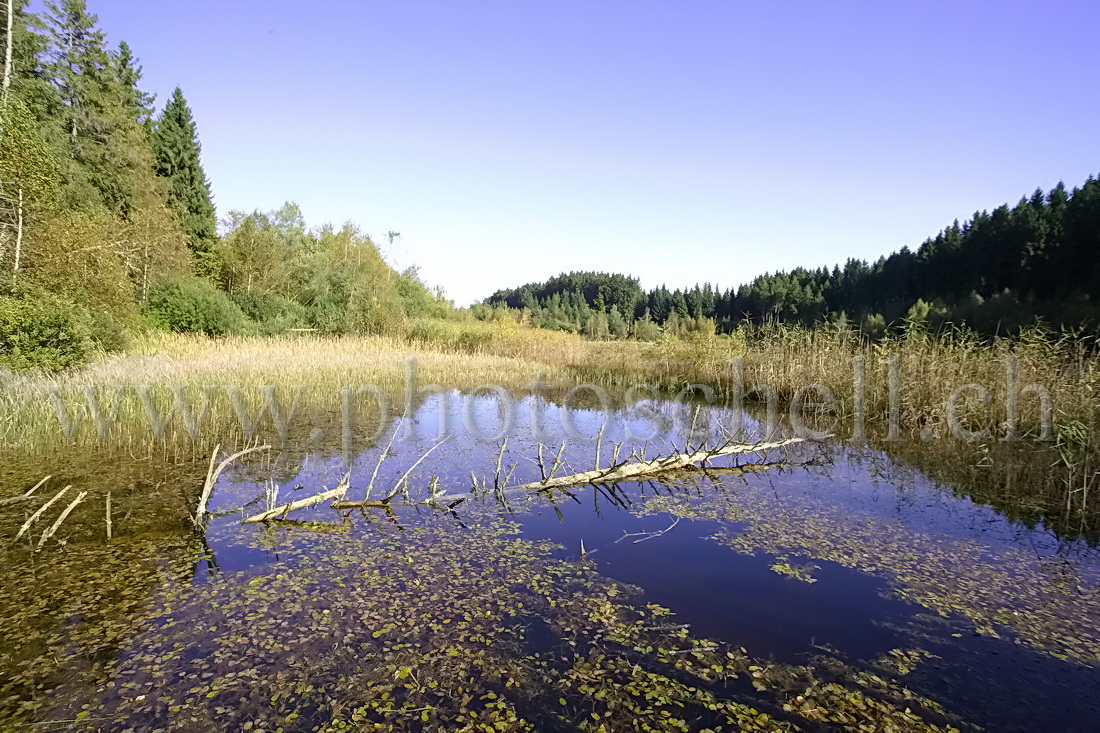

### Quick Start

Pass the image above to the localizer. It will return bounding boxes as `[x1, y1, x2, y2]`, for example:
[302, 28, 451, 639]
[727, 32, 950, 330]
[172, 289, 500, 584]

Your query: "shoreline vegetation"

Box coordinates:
[3, 318, 1091, 444]
[1, 0, 1096, 539]
[2, 317, 1097, 542]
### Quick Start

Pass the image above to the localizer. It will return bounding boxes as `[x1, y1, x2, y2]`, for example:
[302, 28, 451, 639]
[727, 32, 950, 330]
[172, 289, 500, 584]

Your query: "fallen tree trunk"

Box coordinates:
[194, 444, 271, 531]
[332, 437, 805, 510]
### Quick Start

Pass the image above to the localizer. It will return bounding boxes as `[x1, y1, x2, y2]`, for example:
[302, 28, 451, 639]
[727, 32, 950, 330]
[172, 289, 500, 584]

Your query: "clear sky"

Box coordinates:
[63, 0, 1100, 305]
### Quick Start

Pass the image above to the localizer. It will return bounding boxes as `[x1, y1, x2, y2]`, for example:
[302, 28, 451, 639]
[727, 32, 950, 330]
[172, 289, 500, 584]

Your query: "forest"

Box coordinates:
[0, 0, 450, 371]
[4, 1, 1098, 376]
[486, 175, 1100, 338]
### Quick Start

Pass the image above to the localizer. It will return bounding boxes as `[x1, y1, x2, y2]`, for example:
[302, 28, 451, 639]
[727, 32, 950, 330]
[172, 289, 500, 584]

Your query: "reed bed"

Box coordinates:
[0, 320, 1096, 454]
[0, 318, 1096, 546]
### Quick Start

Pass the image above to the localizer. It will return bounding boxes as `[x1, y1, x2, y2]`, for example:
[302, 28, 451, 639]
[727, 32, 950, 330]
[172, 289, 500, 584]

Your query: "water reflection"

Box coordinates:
[4, 387, 1100, 730]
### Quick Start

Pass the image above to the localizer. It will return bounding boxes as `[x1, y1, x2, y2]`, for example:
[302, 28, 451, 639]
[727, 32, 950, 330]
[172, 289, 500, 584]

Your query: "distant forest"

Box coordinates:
[485, 174, 1100, 338]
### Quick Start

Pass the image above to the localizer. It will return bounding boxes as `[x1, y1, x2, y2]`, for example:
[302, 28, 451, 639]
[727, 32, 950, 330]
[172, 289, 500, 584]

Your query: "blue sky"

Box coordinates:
[66, 0, 1100, 305]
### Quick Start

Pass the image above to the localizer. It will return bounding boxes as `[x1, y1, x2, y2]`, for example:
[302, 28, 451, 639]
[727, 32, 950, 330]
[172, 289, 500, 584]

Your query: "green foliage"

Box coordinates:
[490, 174, 1100, 337]
[347, 286, 408, 337]
[633, 308, 662, 341]
[216, 213, 287, 293]
[299, 263, 355, 333]
[144, 276, 248, 335]
[488, 271, 644, 318]
[0, 95, 61, 275]
[1, 1, 51, 110]
[396, 266, 451, 319]
[607, 304, 629, 338]
[110, 41, 155, 129]
[230, 289, 308, 335]
[0, 289, 96, 370]
[903, 298, 932, 339]
[0, 94, 60, 207]
[583, 310, 609, 339]
[42, 0, 151, 217]
[861, 313, 887, 340]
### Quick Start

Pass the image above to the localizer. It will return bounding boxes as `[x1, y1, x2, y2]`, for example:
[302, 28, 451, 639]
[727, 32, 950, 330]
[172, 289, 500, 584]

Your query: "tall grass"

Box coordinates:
[0, 319, 1095, 451]
[1, 319, 1096, 453]
[1, 317, 1098, 540]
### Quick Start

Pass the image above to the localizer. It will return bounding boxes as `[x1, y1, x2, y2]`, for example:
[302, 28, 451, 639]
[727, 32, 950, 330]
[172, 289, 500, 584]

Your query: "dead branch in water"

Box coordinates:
[242, 474, 349, 524]
[37, 491, 87, 551]
[333, 437, 806, 511]
[14, 485, 72, 542]
[0, 475, 52, 507]
[193, 443, 271, 531]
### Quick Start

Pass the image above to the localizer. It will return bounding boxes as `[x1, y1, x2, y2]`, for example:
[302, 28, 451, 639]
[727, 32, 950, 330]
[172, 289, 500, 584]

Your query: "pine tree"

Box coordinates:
[152, 86, 216, 263]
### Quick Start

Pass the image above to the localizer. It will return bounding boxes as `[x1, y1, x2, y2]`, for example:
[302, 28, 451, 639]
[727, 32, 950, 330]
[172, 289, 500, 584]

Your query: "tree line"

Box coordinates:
[0, 0, 448, 369]
[485, 174, 1100, 338]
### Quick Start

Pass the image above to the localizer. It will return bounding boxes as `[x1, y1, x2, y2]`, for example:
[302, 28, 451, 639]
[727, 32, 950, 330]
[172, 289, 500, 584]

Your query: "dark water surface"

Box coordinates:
[4, 389, 1100, 731]
[191, 392, 1100, 731]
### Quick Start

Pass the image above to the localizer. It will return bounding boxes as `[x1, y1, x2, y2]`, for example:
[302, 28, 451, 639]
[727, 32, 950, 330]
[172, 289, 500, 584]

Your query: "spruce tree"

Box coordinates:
[1, 0, 52, 118]
[44, 0, 144, 215]
[111, 40, 154, 129]
[152, 87, 216, 262]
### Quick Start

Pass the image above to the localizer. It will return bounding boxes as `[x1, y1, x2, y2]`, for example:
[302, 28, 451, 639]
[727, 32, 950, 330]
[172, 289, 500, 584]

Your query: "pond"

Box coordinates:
[2, 388, 1099, 731]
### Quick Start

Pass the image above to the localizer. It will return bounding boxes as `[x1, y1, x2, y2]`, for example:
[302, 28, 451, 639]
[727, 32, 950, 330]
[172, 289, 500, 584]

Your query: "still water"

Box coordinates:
[3, 389, 1099, 731]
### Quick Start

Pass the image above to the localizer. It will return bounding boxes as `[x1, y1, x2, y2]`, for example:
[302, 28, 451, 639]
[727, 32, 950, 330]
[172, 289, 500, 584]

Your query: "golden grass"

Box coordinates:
[0, 328, 572, 453]
[0, 319, 1096, 454]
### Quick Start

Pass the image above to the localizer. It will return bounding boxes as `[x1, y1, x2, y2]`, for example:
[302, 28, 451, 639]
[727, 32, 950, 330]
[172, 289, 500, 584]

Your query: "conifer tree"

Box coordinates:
[1, 0, 51, 118]
[111, 40, 154, 129]
[152, 86, 216, 263]
[43, 0, 144, 215]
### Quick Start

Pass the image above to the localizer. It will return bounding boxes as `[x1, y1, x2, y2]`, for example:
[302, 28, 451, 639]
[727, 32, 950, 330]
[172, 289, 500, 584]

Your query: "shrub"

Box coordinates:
[144, 277, 249, 336]
[860, 313, 888, 341]
[397, 267, 453, 319]
[531, 314, 578, 333]
[0, 292, 97, 371]
[231, 290, 308, 335]
[300, 265, 354, 333]
[347, 287, 408, 337]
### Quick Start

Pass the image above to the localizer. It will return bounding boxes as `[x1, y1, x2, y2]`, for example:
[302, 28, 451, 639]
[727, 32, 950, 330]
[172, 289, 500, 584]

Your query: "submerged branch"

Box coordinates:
[242, 475, 349, 524]
[0, 475, 52, 507]
[14, 485, 72, 542]
[36, 491, 87, 551]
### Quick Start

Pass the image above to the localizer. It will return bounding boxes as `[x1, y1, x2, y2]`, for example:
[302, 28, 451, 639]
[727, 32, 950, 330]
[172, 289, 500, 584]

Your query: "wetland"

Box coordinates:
[2, 352, 1098, 731]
